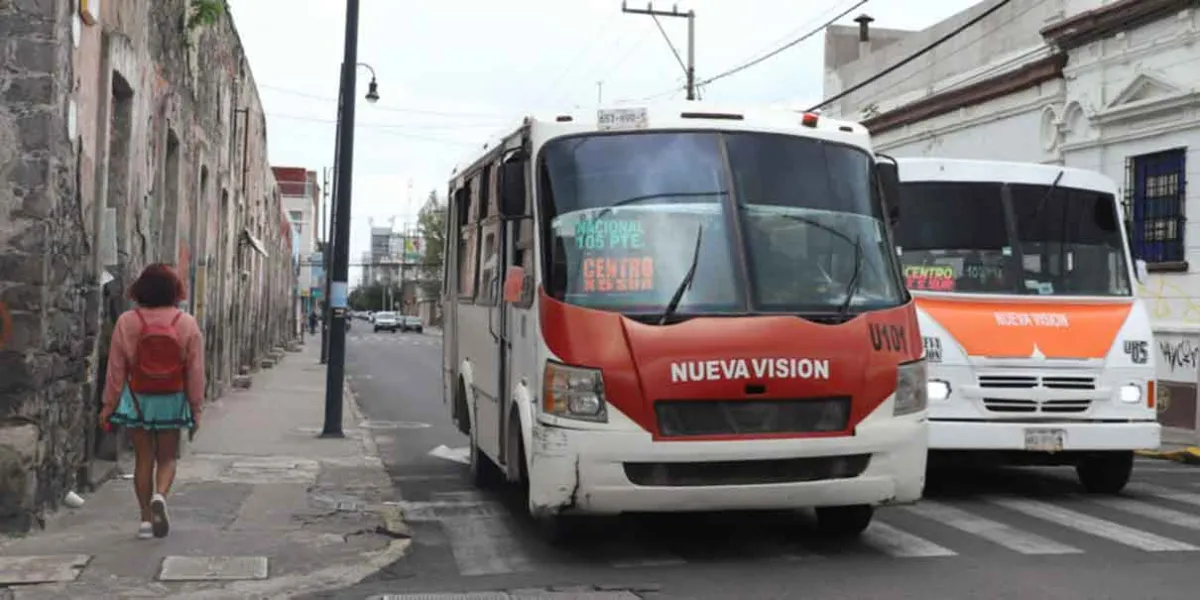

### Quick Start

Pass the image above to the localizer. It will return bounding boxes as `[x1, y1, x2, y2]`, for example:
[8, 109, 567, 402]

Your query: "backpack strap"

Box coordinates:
[170, 310, 184, 326]
[133, 309, 147, 327]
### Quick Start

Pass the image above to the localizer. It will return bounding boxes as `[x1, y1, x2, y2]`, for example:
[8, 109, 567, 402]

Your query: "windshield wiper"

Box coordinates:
[838, 234, 863, 316]
[659, 224, 704, 325]
[592, 191, 726, 221]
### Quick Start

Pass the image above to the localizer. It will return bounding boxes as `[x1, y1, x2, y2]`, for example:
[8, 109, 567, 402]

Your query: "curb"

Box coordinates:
[1135, 447, 1200, 465]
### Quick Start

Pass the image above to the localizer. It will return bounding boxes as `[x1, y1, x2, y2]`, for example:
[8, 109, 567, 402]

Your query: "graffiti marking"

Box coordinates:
[1159, 339, 1198, 374]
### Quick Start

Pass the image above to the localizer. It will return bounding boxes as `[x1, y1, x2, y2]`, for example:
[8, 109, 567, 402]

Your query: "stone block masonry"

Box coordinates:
[0, 0, 300, 531]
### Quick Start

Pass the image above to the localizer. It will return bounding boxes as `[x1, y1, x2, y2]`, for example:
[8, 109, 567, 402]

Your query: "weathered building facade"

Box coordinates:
[825, 0, 1200, 444]
[0, 0, 296, 531]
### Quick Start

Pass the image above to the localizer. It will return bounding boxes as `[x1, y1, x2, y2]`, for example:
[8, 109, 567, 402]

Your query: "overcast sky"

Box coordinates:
[228, 0, 981, 285]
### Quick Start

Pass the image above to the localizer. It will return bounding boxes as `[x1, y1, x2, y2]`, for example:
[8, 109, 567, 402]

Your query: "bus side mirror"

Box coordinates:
[503, 266, 526, 303]
[877, 160, 900, 226]
[500, 160, 527, 218]
[1135, 259, 1149, 283]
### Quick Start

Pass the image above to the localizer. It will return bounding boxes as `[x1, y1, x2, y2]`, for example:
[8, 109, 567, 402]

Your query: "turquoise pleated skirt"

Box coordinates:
[108, 386, 195, 430]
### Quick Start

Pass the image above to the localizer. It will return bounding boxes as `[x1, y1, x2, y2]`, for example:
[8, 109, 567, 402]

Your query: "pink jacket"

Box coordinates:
[102, 307, 206, 413]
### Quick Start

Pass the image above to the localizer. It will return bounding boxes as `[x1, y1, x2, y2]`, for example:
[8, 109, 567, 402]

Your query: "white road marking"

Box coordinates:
[990, 498, 1198, 552]
[1130, 483, 1200, 509]
[861, 521, 957, 558]
[442, 512, 534, 576]
[1091, 496, 1200, 531]
[429, 445, 471, 464]
[904, 501, 1082, 555]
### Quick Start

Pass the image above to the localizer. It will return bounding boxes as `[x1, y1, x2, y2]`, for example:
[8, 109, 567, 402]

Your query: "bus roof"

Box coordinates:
[449, 101, 873, 180]
[895, 157, 1117, 195]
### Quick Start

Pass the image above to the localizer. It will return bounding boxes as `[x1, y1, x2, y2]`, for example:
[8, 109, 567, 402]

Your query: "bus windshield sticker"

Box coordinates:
[575, 217, 646, 250]
[904, 265, 955, 291]
[582, 256, 655, 293]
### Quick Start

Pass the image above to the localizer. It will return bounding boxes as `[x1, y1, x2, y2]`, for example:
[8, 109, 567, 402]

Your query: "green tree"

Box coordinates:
[349, 283, 386, 312]
[417, 190, 447, 282]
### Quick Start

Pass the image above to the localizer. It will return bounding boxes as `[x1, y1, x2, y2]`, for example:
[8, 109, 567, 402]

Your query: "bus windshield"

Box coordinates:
[894, 180, 1132, 297]
[538, 131, 906, 319]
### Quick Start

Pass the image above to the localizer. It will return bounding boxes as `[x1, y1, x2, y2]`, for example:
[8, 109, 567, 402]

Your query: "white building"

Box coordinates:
[275, 167, 322, 316]
[825, 0, 1200, 443]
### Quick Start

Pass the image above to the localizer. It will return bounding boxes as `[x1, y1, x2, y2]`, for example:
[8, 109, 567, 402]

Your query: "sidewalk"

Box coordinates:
[0, 341, 409, 599]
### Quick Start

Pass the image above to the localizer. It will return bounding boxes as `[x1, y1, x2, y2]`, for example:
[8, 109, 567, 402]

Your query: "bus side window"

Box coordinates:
[457, 177, 480, 301]
[479, 163, 502, 306]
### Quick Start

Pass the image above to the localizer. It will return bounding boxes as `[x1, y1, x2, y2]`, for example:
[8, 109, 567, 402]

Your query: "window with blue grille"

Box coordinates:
[1124, 149, 1187, 266]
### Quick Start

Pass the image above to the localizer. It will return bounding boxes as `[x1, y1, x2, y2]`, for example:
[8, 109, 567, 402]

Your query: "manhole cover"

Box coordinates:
[360, 420, 431, 430]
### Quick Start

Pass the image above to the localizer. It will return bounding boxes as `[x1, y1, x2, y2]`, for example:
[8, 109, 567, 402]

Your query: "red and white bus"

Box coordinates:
[441, 103, 928, 538]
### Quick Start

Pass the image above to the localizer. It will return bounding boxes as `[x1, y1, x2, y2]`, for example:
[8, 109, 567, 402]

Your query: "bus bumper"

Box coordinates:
[929, 419, 1161, 451]
[527, 413, 927, 517]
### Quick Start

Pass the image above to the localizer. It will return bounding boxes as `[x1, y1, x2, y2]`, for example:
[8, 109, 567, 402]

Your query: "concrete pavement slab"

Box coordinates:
[0, 341, 409, 599]
[158, 556, 269, 581]
[0, 555, 90, 585]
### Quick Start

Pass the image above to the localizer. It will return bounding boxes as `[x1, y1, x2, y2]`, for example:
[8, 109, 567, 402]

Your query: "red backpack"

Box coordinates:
[127, 309, 187, 395]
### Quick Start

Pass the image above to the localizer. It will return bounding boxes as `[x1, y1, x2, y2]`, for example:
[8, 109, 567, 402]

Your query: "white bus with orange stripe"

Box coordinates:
[891, 158, 1160, 494]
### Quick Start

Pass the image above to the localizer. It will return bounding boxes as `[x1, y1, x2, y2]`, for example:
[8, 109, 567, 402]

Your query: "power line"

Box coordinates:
[839, 0, 1042, 110]
[538, 11, 622, 103]
[699, 0, 867, 88]
[809, 0, 1016, 112]
[258, 83, 509, 118]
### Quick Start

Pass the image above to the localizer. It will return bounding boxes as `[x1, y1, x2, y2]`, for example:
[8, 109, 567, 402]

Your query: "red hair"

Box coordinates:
[128, 263, 187, 307]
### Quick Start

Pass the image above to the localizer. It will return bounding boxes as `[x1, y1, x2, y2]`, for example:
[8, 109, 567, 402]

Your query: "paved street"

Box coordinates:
[310, 330, 1200, 600]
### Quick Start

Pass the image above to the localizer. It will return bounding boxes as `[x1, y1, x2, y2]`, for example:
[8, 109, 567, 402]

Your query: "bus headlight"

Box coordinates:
[543, 360, 608, 422]
[928, 379, 951, 401]
[894, 360, 928, 416]
[1119, 383, 1142, 404]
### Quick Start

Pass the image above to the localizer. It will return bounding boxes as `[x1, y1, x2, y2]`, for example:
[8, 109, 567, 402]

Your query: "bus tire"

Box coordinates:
[453, 380, 470, 436]
[469, 429, 504, 489]
[815, 504, 873, 538]
[1076, 451, 1133, 494]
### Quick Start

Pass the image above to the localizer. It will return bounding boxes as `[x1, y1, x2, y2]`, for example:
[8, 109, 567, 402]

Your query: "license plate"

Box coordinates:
[1024, 428, 1065, 452]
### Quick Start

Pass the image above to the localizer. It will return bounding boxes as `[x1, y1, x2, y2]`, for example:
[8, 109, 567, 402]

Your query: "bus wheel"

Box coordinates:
[1076, 451, 1134, 494]
[815, 505, 874, 538]
[469, 428, 503, 489]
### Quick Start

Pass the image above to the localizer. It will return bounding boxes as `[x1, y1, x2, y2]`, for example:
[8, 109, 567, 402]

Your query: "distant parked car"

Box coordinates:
[400, 315, 423, 333]
[373, 311, 400, 333]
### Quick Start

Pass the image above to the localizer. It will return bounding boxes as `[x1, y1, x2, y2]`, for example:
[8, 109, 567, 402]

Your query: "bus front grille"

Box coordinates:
[655, 397, 851, 438]
[623, 454, 871, 487]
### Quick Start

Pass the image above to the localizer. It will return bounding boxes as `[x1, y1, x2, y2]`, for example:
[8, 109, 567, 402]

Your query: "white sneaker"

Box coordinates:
[149, 493, 170, 538]
[137, 521, 153, 539]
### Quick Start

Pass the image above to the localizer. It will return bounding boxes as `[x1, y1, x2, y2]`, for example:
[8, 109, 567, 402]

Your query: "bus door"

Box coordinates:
[496, 152, 531, 471]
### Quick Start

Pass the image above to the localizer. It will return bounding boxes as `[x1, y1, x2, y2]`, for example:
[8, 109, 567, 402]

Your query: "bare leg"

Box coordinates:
[154, 429, 181, 495]
[129, 429, 155, 522]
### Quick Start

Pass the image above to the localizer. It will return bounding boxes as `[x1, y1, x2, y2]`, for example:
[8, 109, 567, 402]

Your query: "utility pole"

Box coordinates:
[621, 1, 695, 100]
[322, 0, 361, 439]
[597, 81, 604, 105]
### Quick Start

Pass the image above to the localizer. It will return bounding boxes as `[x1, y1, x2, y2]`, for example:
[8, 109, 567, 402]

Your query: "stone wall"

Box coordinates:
[0, 0, 297, 532]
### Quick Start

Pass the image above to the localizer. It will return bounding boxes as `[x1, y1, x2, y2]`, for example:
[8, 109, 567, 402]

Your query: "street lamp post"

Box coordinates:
[321, 0, 373, 438]
[319, 62, 379, 365]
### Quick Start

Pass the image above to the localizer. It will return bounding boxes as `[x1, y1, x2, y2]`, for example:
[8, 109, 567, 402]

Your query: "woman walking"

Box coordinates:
[98, 264, 205, 539]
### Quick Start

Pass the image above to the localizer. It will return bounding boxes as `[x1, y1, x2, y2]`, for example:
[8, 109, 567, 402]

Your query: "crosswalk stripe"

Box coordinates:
[1090, 497, 1200, 531]
[903, 500, 1082, 555]
[1131, 483, 1200, 509]
[442, 512, 535, 576]
[861, 521, 957, 557]
[990, 498, 1199, 552]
